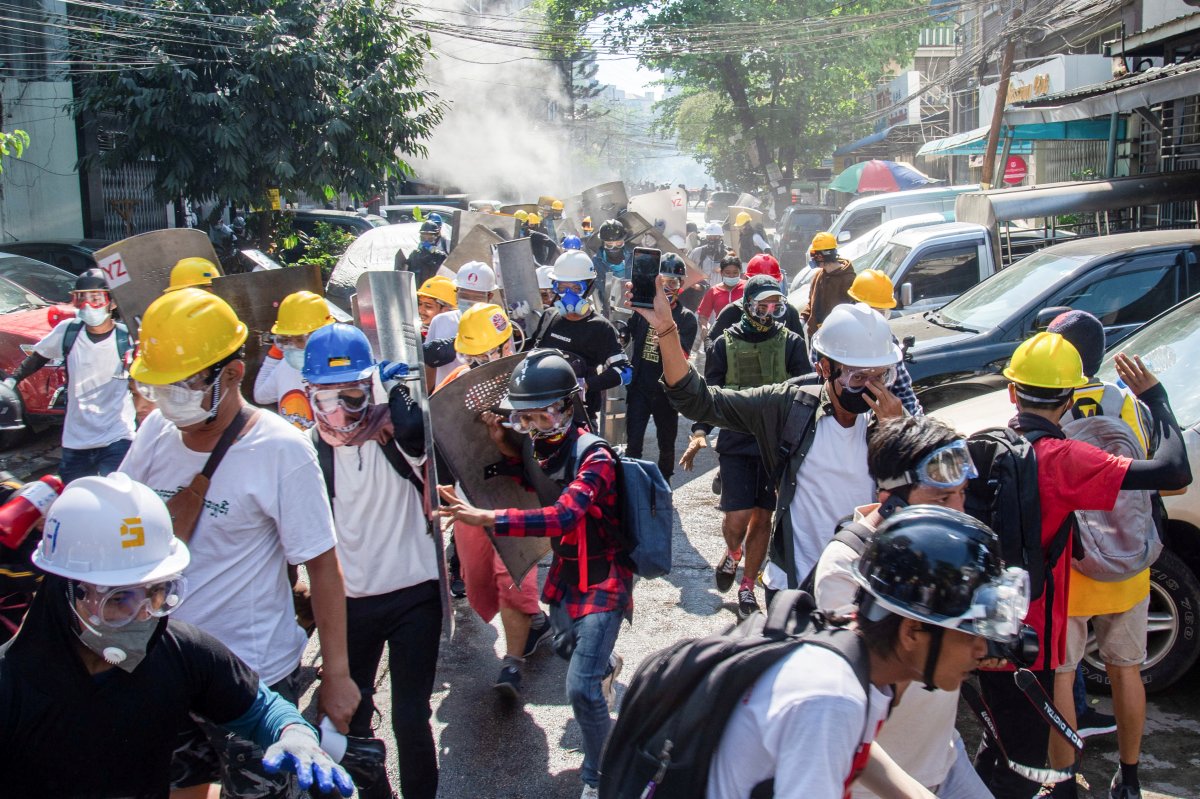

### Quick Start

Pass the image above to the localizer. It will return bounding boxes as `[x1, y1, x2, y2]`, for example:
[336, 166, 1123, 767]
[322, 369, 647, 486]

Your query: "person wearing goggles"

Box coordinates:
[2, 474, 354, 797]
[594, 220, 632, 308]
[405, 219, 449, 285]
[254, 291, 334, 431]
[4, 267, 134, 483]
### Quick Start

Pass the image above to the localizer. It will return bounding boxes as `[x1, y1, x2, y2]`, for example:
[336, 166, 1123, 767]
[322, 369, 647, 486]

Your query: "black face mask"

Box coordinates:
[831, 367, 874, 415]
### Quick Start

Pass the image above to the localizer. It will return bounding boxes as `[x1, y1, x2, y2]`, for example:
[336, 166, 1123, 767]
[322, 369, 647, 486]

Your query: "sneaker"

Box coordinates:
[580, 785, 600, 799]
[737, 587, 760, 620]
[338, 735, 394, 799]
[715, 550, 740, 593]
[1078, 707, 1118, 738]
[522, 616, 552, 658]
[449, 574, 466, 599]
[493, 664, 522, 699]
[1110, 770, 1141, 799]
[601, 653, 624, 711]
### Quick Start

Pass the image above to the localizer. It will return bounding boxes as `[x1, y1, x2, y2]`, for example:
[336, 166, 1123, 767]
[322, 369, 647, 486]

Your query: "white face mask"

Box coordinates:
[282, 347, 306, 371]
[721, 275, 741, 287]
[78, 306, 110, 327]
[154, 376, 220, 428]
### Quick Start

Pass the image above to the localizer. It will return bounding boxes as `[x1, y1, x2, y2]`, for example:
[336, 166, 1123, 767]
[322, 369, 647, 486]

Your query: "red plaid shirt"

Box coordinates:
[493, 442, 633, 620]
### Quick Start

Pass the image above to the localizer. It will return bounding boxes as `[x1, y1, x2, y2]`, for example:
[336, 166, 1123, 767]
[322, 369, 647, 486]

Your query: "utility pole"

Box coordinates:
[980, 8, 1020, 190]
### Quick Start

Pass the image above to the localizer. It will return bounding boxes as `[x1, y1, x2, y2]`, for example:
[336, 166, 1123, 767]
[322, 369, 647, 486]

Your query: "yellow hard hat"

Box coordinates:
[810, 231, 838, 253]
[514, 210, 529, 222]
[527, 212, 543, 225]
[455, 303, 512, 356]
[131, 288, 248, 385]
[417, 275, 457, 308]
[551, 199, 564, 211]
[847, 269, 896, 309]
[581, 216, 593, 231]
[1003, 331, 1088, 389]
[271, 291, 332, 337]
[165, 257, 218, 293]
[735, 212, 753, 227]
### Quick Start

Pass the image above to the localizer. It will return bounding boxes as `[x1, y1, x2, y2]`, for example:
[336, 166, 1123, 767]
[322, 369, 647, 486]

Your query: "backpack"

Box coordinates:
[523, 432, 673, 578]
[599, 590, 872, 799]
[1062, 413, 1161, 581]
[55, 320, 132, 409]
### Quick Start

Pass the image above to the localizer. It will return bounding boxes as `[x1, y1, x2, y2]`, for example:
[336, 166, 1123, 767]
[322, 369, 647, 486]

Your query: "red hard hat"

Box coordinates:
[746, 253, 781, 280]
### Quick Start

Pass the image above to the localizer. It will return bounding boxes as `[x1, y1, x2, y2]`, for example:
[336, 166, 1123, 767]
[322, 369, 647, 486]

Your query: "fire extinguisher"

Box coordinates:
[0, 475, 64, 550]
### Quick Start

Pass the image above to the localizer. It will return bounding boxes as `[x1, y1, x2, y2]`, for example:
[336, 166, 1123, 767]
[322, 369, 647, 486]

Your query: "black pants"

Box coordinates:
[625, 384, 679, 480]
[973, 668, 1056, 799]
[346, 580, 442, 799]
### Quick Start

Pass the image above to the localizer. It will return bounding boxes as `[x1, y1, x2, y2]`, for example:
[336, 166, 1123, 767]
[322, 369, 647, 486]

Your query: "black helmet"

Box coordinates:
[598, 219, 626, 243]
[73, 268, 108, 293]
[500, 349, 580, 410]
[420, 220, 441, 234]
[660, 252, 685, 278]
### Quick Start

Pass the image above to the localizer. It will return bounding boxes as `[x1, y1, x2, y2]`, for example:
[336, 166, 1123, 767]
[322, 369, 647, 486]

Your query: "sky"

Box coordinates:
[595, 54, 662, 96]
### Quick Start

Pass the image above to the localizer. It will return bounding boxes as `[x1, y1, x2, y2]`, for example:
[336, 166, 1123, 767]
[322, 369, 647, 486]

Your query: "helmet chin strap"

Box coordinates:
[922, 625, 945, 691]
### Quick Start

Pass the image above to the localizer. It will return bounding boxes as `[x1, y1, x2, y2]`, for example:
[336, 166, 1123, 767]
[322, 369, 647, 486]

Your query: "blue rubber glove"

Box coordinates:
[262, 725, 354, 796]
[378, 360, 410, 381]
[619, 364, 633, 386]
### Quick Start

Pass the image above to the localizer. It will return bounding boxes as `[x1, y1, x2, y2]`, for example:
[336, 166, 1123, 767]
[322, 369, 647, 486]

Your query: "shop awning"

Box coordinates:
[1002, 59, 1200, 125]
[832, 122, 933, 156]
[917, 119, 1120, 156]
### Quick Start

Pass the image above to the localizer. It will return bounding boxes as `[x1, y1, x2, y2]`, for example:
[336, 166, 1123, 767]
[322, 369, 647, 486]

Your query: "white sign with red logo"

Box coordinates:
[1003, 155, 1028, 185]
[97, 252, 130, 288]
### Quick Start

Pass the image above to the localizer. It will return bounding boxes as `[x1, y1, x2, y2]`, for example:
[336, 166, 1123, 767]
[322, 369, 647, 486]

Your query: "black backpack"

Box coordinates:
[599, 590, 871, 799]
[797, 517, 873, 596]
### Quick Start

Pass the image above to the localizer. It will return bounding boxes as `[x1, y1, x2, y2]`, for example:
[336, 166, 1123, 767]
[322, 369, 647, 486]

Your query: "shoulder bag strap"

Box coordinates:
[378, 438, 425, 496]
[201, 407, 255, 480]
[311, 427, 336, 500]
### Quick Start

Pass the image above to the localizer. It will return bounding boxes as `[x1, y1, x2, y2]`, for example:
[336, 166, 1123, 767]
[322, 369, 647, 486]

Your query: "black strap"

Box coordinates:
[311, 428, 424, 499]
[201, 407, 254, 480]
[772, 384, 821, 486]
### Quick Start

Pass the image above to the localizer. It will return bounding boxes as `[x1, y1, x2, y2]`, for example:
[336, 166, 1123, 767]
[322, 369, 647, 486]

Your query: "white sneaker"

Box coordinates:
[601, 652, 624, 711]
[580, 784, 599, 799]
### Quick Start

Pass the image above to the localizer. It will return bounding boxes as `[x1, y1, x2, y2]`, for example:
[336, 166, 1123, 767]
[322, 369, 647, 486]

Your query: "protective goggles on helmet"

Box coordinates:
[748, 299, 787, 320]
[835, 364, 898, 393]
[878, 439, 978, 491]
[307, 381, 372, 414]
[71, 290, 111, 308]
[506, 403, 572, 438]
[70, 577, 187, 628]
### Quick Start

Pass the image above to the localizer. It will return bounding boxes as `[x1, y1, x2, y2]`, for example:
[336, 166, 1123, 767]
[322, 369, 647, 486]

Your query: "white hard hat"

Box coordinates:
[703, 222, 724, 237]
[455, 261, 498, 292]
[536, 264, 555, 290]
[811, 302, 903, 368]
[549, 250, 596, 282]
[34, 473, 190, 586]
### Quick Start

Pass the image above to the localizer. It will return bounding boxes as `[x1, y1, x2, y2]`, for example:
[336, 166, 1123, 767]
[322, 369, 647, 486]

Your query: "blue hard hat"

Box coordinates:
[561, 235, 583, 250]
[427, 213, 443, 224]
[302, 323, 376, 385]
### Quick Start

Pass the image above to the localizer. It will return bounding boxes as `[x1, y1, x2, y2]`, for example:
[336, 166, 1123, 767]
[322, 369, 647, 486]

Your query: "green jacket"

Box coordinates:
[663, 365, 830, 587]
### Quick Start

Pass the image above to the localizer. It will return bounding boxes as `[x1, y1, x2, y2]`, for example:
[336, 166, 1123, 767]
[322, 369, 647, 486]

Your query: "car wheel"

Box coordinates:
[0, 426, 28, 452]
[1080, 548, 1200, 694]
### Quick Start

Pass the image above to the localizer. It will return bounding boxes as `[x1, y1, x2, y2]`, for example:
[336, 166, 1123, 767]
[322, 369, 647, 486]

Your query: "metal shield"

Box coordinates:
[93, 229, 223, 330]
[581, 181, 629, 225]
[493, 237, 542, 331]
[618, 211, 706, 291]
[451, 210, 519, 250]
[427, 352, 551, 584]
[629, 188, 688, 246]
[325, 224, 422, 311]
[499, 203, 539, 217]
[209, 263, 323, 397]
[353, 271, 453, 635]
[441, 225, 504, 278]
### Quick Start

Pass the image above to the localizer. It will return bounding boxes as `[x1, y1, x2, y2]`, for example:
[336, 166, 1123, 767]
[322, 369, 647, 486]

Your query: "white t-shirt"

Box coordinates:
[118, 409, 337, 684]
[813, 504, 879, 613]
[766, 413, 873, 588]
[327, 440, 439, 598]
[253, 356, 312, 430]
[34, 321, 134, 450]
[708, 645, 892, 799]
[427, 309, 464, 386]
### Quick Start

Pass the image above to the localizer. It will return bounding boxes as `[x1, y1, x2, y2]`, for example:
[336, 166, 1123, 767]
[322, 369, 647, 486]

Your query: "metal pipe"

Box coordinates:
[1106, 112, 1119, 178]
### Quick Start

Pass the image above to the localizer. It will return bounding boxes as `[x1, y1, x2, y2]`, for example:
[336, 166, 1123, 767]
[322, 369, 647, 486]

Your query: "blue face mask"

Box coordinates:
[554, 286, 591, 315]
[419, 240, 434, 251]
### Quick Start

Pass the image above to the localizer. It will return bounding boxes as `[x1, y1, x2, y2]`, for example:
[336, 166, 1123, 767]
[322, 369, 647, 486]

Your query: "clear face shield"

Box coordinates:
[951, 567, 1031, 642]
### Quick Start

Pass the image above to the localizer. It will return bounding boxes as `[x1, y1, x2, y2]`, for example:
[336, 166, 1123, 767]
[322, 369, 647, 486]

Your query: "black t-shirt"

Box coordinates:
[628, 303, 698, 389]
[406, 248, 448, 286]
[531, 310, 627, 413]
[0, 576, 260, 798]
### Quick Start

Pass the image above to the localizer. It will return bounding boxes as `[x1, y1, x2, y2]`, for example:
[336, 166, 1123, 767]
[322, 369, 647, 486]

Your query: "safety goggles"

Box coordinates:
[272, 334, 308, 349]
[835, 364, 898, 393]
[134, 370, 215, 403]
[662, 277, 682, 292]
[71, 578, 187, 628]
[603, 240, 625, 251]
[552, 281, 587, 295]
[950, 567, 1031, 642]
[307, 381, 372, 414]
[71, 290, 110, 308]
[465, 347, 504, 367]
[749, 299, 787, 319]
[878, 439, 978, 490]
[506, 404, 571, 437]
[811, 248, 838, 259]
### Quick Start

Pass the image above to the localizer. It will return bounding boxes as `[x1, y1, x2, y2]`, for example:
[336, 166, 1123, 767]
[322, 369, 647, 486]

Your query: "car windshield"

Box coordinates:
[0, 274, 45, 313]
[0, 256, 74, 303]
[1096, 299, 1200, 429]
[879, 243, 912, 279]
[937, 250, 1090, 331]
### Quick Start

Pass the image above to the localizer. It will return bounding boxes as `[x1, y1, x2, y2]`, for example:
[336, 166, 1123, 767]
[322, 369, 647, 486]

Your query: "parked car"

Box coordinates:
[0, 276, 71, 447]
[247, 210, 388, 262]
[890, 230, 1200, 407]
[772, 205, 837, 274]
[704, 191, 739, 222]
[0, 239, 110, 276]
[930, 293, 1200, 692]
[378, 204, 461, 225]
[828, 184, 978, 246]
[0, 254, 79, 305]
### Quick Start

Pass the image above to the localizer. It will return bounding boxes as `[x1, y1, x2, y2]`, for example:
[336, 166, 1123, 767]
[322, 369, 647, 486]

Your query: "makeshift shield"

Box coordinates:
[353, 270, 453, 635]
[628, 188, 688, 247]
[427, 353, 551, 584]
[325, 224, 422, 311]
[499, 203, 539, 218]
[493, 237, 542, 332]
[93, 229, 222, 330]
[209, 263, 323, 397]
[581, 181, 629, 225]
[441, 225, 504, 278]
[728, 205, 765, 257]
[619, 211, 706, 292]
[451, 210, 519, 250]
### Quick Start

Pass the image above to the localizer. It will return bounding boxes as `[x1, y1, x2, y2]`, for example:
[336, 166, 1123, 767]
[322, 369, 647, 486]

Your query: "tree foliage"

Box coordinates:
[0, 130, 30, 176]
[72, 0, 443, 208]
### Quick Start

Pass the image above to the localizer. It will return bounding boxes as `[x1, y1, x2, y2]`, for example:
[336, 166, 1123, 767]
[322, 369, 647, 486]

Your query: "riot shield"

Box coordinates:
[581, 181, 629, 225]
[209, 263, 323, 397]
[499, 203, 538, 218]
[451, 210, 518, 250]
[601, 391, 627, 449]
[441, 225, 504, 278]
[93, 229, 223, 330]
[493, 237, 542, 330]
[628, 188, 688, 247]
[618, 211, 706, 292]
[353, 271, 452, 636]
[325, 224, 421, 311]
[427, 353, 550, 584]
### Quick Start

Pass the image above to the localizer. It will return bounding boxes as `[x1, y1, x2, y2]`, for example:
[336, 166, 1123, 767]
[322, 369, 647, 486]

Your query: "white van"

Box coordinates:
[829, 184, 979, 246]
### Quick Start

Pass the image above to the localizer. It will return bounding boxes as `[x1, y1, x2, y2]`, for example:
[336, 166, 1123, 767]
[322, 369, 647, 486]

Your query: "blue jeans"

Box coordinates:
[549, 603, 622, 788]
[60, 439, 132, 485]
